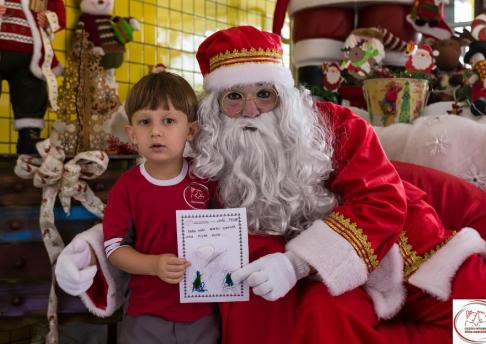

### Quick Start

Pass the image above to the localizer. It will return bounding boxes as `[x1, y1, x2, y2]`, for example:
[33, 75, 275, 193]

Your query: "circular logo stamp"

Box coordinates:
[454, 300, 486, 343]
[183, 182, 210, 209]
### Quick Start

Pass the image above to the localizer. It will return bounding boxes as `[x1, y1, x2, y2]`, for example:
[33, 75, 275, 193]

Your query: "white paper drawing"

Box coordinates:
[177, 208, 249, 303]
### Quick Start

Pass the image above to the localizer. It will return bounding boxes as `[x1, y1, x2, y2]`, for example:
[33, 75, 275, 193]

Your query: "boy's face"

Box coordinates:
[125, 100, 197, 166]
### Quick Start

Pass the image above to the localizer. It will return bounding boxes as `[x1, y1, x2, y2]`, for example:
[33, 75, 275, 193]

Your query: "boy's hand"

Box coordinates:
[155, 254, 191, 284]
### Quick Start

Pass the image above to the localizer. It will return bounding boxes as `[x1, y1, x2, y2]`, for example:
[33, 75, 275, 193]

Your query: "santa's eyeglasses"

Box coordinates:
[219, 85, 279, 117]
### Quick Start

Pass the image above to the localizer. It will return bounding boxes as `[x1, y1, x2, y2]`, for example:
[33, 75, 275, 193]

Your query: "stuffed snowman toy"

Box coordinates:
[76, 0, 139, 89]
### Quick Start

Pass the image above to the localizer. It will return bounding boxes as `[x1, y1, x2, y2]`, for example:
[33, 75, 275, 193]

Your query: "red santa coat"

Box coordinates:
[0, 0, 65, 79]
[77, 102, 486, 343]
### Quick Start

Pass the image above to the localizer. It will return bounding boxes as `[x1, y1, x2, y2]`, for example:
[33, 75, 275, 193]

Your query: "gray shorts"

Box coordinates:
[117, 313, 220, 344]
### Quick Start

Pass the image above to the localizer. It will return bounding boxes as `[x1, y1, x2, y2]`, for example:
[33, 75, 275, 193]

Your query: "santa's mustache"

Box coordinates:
[222, 112, 277, 132]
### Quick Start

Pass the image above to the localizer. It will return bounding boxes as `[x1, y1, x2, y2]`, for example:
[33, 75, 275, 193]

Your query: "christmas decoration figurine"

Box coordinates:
[405, 44, 438, 75]
[463, 40, 486, 116]
[76, 0, 139, 90]
[472, 13, 486, 42]
[407, 0, 453, 40]
[463, 13, 486, 116]
[313, 62, 343, 103]
[322, 62, 343, 92]
[0, 0, 66, 154]
[341, 28, 385, 80]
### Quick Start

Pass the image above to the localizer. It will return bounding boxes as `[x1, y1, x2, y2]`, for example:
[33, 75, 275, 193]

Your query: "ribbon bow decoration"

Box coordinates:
[15, 137, 108, 220]
[14, 136, 108, 344]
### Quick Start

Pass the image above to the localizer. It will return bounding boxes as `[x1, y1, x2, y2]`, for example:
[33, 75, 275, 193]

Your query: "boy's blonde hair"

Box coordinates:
[125, 71, 198, 123]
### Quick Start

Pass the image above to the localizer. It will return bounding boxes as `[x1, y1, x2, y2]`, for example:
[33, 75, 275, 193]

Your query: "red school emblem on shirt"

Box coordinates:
[183, 182, 210, 209]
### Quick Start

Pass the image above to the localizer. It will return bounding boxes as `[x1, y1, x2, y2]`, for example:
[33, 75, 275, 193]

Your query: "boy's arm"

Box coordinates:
[109, 246, 190, 284]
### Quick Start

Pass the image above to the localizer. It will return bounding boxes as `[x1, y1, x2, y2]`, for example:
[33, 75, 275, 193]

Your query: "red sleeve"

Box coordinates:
[47, 0, 66, 30]
[319, 102, 407, 270]
[393, 160, 486, 240]
[102, 173, 133, 257]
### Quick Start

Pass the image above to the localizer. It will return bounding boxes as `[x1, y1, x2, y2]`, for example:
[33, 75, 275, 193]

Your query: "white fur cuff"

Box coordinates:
[408, 228, 486, 301]
[286, 219, 368, 296]
[365, 244, 406, 319]
[77, 224, 128, 317]
[14, 118, 44, 130]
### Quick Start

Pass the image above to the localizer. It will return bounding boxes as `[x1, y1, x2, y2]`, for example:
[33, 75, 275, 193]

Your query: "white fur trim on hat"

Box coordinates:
[408, 227, 486, 301]
[293, 38, 344, 67]
[288, 0, 414, 16]
[286, 219, 369, 296]
[203, 62, 294, 92]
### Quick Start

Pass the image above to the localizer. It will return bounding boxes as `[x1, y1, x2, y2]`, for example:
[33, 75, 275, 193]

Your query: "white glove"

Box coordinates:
[55, 237, 97, 296]
[129, 17, 140, 31]
[232, 251, 310, 301]
[92, 46, 105, 56]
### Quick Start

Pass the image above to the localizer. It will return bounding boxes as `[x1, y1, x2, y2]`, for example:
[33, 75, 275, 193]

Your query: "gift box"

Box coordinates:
[363, 78, 429, 126]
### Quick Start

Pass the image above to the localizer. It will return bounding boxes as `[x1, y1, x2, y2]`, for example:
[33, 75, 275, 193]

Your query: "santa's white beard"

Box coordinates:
[413, 55, 432, 71]
[327, 70, 341, 85]
[192, 86, 336, 236]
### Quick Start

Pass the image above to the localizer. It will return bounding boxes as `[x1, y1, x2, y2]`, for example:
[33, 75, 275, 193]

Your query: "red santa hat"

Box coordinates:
[196, 26, 294, 93]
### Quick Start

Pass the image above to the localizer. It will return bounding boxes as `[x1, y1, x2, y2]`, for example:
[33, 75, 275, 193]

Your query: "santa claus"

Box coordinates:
[405, 44, 438, 74]
[55, 26, 486, 344]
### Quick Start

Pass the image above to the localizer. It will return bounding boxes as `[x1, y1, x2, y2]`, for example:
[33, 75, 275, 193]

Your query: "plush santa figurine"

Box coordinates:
[406, 0, 453, 40]
[405, 44, 438, 74]
[321, 62, 343, 92]
[0, 0, 65, 154]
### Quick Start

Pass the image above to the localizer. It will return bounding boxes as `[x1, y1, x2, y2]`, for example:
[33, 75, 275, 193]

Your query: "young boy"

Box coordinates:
[103, 71, 219, 343]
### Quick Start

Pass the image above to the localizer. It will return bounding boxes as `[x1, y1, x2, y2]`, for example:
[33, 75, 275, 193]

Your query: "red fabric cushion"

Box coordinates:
[392, 160, 486, 239]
